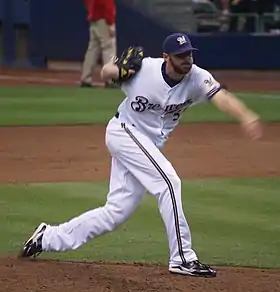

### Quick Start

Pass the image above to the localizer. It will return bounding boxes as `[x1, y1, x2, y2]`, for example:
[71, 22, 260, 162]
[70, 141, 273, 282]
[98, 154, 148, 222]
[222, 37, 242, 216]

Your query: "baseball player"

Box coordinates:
[18, 33, 262, 277]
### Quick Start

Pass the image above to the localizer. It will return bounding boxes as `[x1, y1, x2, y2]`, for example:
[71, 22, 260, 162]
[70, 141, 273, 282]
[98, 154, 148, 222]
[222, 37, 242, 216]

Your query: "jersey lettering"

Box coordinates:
[119, 59, 221, 148]
[131, 96, 193, 115]
[131, 96, 149, 112]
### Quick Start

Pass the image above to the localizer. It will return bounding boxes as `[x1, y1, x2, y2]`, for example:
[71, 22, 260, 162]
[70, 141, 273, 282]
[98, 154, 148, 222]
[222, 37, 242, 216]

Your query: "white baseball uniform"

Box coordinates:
[42, 57, 221, 267]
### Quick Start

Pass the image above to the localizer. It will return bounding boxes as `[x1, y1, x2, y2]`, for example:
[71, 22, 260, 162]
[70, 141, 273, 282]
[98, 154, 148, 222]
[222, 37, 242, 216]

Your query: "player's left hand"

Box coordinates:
[114, 46, 144, 82]
[241, 119, 263, 140]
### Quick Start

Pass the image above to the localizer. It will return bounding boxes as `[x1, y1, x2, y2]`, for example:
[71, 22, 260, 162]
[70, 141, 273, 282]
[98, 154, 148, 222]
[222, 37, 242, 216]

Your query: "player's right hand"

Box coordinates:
[241, 119, 263, 140]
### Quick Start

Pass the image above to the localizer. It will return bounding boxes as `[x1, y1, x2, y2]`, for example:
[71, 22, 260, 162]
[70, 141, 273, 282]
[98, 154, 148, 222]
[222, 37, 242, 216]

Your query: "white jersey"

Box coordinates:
[116, 57, 221, 148]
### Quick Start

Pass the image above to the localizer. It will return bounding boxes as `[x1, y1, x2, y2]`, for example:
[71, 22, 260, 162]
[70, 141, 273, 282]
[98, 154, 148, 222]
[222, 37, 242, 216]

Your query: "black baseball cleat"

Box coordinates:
[18, 223, 47, 259]
[80, 82, 93, 88]
[169, 260, 217, 277]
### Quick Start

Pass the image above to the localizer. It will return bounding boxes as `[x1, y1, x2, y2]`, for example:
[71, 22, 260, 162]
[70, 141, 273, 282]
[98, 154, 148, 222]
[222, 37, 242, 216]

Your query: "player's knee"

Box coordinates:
[169, 173, 181, 191]
[161, 162, 181, 189]
[158, 172, 181, 196]
[103, 205, 127, 232]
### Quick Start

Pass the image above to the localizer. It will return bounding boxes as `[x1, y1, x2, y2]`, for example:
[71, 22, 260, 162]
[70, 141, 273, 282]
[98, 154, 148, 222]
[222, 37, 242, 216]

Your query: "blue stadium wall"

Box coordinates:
[1, 0, 280, 69]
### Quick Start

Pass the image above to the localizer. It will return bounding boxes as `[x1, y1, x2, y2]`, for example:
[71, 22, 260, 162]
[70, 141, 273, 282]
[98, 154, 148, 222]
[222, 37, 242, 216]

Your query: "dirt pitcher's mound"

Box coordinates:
[1, 257, 280, 292]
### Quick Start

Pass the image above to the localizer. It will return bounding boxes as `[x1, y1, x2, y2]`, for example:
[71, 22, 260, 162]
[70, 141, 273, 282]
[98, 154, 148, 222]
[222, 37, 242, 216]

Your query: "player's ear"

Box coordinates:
[163, 53, 169, 61]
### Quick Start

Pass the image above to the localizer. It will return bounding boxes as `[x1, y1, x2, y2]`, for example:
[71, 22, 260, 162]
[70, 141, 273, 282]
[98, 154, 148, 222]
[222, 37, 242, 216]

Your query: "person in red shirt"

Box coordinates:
[80, 0, 117, 88]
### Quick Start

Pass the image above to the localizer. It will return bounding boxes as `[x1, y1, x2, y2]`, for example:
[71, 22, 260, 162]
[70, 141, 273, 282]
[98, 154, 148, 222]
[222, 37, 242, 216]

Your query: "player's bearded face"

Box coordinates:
[169, 52, 193, 74]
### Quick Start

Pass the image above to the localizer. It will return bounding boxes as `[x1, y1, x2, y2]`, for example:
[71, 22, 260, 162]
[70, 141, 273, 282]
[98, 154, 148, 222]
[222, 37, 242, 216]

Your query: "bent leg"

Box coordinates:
[42, 157, 146, 251]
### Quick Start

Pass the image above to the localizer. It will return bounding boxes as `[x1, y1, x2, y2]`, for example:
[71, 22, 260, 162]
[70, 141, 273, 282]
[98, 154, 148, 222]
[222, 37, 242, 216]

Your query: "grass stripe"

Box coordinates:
[0, 178, 280, 268]
[0, 87, 280, 125]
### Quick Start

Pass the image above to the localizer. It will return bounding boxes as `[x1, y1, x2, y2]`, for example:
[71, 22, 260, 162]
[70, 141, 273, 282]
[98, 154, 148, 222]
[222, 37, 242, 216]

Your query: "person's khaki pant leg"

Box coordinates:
[81, 22, 101, 84]
[96, 19, 116, 64]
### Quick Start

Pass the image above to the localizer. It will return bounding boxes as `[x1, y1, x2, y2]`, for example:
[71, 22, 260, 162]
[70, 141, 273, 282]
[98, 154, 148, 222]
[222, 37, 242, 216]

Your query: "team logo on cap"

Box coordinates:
[177, 36, 187, 45]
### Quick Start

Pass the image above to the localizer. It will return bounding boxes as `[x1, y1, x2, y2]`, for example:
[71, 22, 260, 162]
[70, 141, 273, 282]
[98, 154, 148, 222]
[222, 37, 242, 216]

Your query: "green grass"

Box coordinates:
[0, 87, 123, 125]
[0, 86, 279, 125]
[1, 178, 280, 268]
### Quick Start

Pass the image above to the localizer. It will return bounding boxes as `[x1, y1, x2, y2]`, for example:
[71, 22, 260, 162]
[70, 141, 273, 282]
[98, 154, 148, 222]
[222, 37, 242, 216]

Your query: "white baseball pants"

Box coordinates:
[42, 117, 197, 266]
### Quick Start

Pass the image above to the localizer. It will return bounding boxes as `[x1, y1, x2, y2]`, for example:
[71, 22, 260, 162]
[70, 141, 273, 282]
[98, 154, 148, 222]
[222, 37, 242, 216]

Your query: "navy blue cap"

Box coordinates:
[162, 33, 198, 55]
